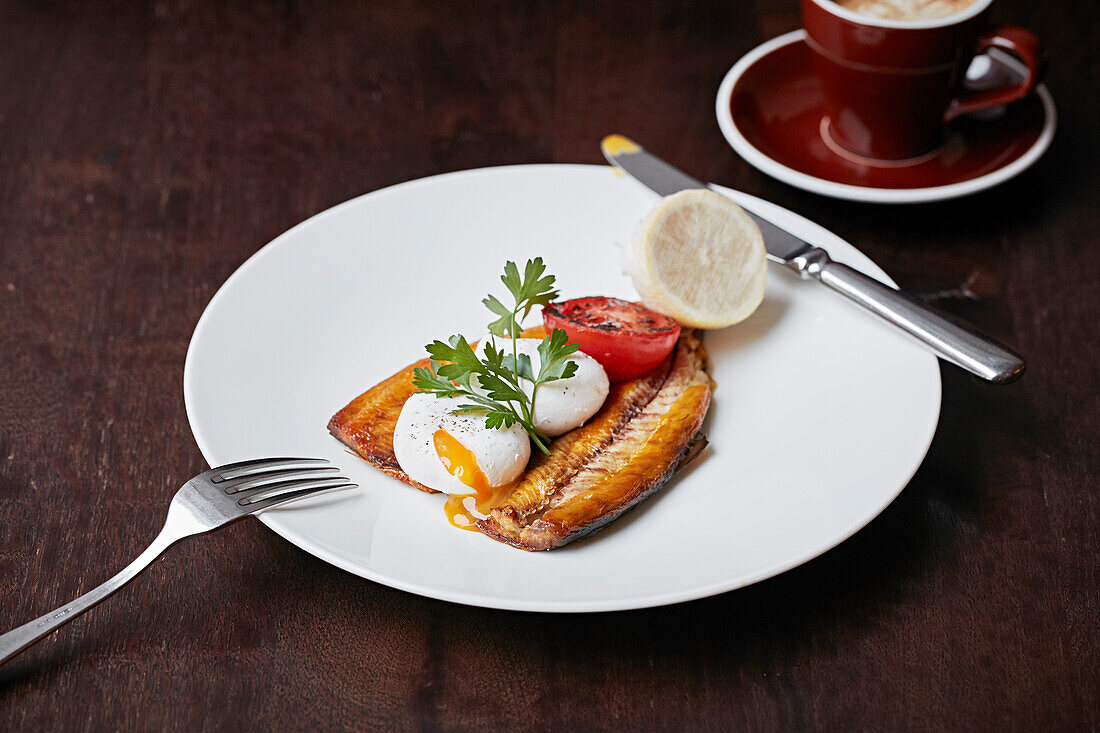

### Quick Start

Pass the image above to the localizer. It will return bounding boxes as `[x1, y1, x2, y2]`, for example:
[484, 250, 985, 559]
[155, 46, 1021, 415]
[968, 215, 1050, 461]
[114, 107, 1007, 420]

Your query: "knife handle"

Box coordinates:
[789, 248, 1025, 383]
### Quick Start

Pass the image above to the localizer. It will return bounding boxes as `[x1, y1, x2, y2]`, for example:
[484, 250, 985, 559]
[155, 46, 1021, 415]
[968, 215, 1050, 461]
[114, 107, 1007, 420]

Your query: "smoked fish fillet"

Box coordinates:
[327, 329, 712, 550]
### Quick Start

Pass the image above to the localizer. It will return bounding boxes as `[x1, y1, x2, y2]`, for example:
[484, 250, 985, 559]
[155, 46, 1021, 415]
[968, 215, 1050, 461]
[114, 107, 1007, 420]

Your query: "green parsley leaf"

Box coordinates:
[414, 258, 579, 454]
[411, 361, 462, 396]
[537, 327, 581, 382]
[482, 294, 515, 338]
[425, 335, 481, 378]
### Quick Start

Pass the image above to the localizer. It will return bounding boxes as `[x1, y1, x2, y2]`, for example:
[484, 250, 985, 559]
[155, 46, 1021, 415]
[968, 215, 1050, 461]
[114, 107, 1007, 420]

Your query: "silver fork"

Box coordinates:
[0, 457, 356, 665]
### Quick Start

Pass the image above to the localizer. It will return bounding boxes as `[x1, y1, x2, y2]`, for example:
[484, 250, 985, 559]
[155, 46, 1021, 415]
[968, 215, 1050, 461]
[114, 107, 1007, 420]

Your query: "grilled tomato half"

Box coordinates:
[542, 296, 681, 381]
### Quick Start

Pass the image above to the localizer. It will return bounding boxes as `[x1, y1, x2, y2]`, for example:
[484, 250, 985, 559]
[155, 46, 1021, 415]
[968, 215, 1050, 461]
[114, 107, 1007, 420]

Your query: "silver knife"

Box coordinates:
[600, 135, 1025, 384]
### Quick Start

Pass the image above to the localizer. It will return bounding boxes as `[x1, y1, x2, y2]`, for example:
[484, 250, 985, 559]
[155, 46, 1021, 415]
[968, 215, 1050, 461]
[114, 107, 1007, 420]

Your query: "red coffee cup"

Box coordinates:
[802, 0, 1042, 160]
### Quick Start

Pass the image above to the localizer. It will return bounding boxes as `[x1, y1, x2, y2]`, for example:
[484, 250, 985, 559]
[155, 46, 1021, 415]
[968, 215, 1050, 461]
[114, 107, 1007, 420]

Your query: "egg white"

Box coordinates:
[392, 392, 531, 495]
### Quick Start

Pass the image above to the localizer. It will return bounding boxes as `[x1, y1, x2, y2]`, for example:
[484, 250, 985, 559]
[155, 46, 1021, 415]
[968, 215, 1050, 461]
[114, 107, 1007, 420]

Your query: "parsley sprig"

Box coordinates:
[411, 258, 579, 454]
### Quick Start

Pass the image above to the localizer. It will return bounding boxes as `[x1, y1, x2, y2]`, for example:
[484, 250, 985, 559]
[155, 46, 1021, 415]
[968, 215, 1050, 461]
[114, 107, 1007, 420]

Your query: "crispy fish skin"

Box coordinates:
[327, 330, 712, 550]
[474, 357, 672, 521]
[478, 329, 711, 550]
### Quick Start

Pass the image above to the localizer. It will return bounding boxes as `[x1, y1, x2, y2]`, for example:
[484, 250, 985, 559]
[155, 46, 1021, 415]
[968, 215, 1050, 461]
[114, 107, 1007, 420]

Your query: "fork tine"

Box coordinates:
[210, 457, 330, 483]
[238, 479, 358, 512]
[231, 473, 351, 501]
[222, 467, 339, 494]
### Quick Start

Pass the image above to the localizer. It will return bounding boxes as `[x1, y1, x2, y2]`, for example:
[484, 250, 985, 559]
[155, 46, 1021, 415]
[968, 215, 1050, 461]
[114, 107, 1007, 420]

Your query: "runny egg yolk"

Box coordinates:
[434, 429, 517, 531]
[433, 429, 490, 494]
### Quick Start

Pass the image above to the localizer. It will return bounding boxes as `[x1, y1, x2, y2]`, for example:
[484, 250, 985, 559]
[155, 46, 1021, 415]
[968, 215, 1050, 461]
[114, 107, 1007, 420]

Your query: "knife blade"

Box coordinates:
[600, 134, 1026, 384]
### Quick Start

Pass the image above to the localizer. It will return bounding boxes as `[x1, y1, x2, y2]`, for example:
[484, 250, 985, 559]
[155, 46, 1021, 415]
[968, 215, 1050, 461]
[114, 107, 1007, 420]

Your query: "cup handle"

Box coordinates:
[944, 25, 1043, 122]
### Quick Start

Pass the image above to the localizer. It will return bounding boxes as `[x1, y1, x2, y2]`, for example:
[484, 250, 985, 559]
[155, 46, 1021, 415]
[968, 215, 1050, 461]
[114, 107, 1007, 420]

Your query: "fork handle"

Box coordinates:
[0, 522, 183, 665]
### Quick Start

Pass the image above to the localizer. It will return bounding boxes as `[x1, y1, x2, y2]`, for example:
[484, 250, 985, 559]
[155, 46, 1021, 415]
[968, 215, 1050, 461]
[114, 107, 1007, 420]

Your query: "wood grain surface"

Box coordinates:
[0, 0, 1096, 729]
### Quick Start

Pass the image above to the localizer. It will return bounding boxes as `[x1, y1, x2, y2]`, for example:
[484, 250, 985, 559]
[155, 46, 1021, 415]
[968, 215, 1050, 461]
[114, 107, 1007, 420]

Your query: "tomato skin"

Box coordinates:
[542, 297, 681, 381]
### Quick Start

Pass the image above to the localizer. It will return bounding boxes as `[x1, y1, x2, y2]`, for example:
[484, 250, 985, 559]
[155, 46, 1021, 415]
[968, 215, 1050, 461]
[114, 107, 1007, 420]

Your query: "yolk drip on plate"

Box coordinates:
[434, 429, 515, 531]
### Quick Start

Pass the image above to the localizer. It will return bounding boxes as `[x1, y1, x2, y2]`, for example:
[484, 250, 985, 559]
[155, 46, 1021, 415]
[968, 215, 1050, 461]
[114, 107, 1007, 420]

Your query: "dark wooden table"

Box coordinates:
[1, 0, 1096, 729]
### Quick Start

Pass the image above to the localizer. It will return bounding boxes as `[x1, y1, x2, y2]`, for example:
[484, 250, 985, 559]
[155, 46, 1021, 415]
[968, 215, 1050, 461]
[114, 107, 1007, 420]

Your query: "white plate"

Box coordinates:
[184, 164, 941, 612]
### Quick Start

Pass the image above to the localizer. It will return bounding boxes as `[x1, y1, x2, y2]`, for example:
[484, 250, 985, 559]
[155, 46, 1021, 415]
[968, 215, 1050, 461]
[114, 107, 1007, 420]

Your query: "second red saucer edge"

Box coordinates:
[715, 30, 1056, 204]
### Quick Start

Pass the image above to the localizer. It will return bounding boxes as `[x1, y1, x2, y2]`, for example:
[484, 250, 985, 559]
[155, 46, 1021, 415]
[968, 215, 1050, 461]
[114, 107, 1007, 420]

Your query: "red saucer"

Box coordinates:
[716, 30, 1055, 203]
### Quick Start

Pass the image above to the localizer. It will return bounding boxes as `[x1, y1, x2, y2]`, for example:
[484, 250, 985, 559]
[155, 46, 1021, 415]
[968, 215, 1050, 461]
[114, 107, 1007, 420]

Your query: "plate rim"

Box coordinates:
[715, 29, 1057, 204]
[183, 163, 942, 612]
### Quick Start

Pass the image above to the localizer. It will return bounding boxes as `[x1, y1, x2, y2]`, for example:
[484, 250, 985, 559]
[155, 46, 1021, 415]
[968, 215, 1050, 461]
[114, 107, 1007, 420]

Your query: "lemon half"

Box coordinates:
[625, 189, 767, 329]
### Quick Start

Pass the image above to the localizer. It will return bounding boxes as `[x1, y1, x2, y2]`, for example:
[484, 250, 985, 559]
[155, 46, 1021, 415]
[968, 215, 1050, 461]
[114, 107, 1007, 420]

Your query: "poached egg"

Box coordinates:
[392, 339, 610, 497]
[472, 337, 610, 437]
[393, 392, 530, 496]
